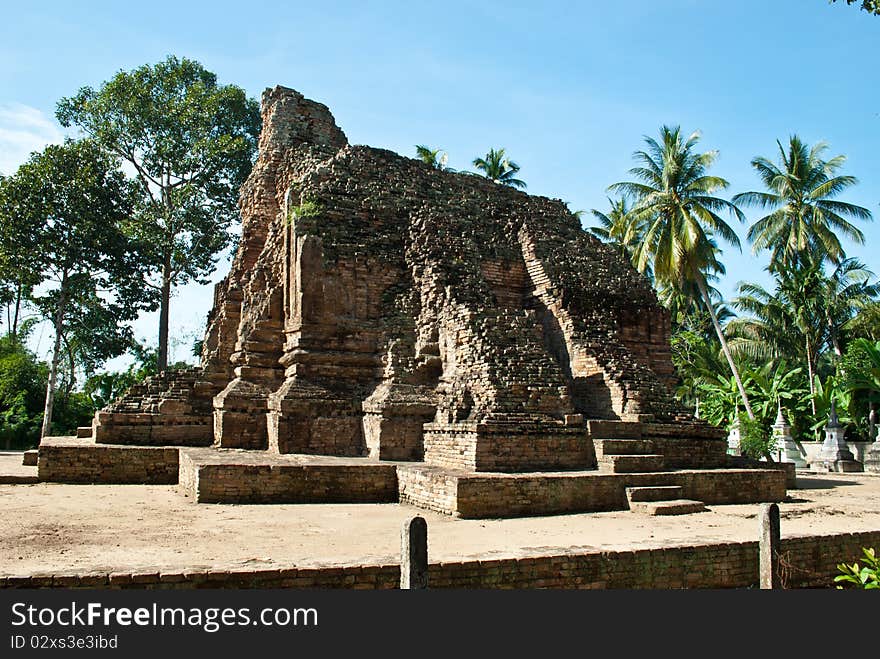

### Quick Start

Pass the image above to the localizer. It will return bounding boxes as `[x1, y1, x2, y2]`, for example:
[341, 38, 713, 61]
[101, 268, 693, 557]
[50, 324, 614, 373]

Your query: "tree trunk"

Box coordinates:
[11, 284, 21, 341]
[805, 338, 819, 441]
[806, 339, 817, 416]
[63, 334, 76, 397]
[157, 254, 172, 373]
[828, 316, 842, 358]
[697, 276, 755, 420]
[40, 274, 67, 440]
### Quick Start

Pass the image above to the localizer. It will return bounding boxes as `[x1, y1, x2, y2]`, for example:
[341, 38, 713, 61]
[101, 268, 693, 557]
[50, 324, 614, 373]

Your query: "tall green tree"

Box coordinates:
[56, 55, 261, 371]
[0, 328, 46, 449]
[608, 126, 753, 418]
[732, 136, 872, 270]
[0, 175, 42, 341]
[5, 139, 145, 438]
[821, 258, 879, 356]
[472, 148, 526, 188]
[847, 302, 880, 341]
[730, 264, 826, 413]
[589, 197, 653, 278]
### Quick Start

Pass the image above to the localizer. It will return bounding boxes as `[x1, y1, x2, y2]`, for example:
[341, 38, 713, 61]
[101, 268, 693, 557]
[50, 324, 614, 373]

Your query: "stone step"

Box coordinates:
[94, 422, 214, 446]
[625, 485, 683, 502]
[76, 426, 93, 438]
[587, 420, 642, 439]
[598, 454, 665, 473]
[628, 499, 706, 516]
[21, 449, 38, 466]
[593, 439, 655, 456]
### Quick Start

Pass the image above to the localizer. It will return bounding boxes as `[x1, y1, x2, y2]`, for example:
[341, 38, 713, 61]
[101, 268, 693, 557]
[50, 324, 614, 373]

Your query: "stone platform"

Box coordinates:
[37, 436, 179, 484]
[179, 448, 399, 504]
[396, 464, 787, 518]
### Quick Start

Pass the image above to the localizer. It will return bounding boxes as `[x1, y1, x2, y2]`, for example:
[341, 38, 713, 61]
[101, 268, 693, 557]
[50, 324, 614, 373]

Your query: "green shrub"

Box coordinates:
[740, 417, 775, 460]
[835, 547, 879, 589]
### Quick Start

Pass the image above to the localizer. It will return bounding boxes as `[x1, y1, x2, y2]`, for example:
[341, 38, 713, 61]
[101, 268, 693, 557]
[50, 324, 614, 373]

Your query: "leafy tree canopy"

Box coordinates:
[830, 0, 880, 15]
[56, 55, 261, 370]
[3, 138, 145, 437]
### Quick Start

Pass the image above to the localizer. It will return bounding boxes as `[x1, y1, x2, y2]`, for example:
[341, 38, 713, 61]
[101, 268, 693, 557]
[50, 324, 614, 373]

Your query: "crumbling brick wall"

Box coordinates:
[97, 85, 712, 469]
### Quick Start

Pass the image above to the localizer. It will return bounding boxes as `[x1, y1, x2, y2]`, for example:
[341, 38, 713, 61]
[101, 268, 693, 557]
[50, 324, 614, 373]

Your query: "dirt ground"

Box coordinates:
[1, 452, 879, 576]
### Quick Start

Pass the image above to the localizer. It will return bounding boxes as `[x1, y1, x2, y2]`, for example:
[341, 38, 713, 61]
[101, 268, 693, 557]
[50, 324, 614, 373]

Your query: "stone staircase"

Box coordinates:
[594, 439, 665, 473]
[589, 420, 706, 515]
[591, 421, 664, 474]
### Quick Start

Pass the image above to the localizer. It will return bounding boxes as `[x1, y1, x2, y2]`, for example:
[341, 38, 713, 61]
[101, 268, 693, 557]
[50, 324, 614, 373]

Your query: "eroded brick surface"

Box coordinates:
[63, 86, 777, 515]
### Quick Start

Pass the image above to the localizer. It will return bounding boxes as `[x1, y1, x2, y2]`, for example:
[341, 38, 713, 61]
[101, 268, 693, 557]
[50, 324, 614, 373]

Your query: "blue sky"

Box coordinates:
[1, 0, 878, 368]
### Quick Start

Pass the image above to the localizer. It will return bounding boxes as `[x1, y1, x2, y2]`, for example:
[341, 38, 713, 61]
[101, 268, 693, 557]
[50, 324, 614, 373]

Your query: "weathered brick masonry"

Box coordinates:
[93, 86, 706, 457]
[38, 437, 178, 484]
[47, 85, 785, 516]
[3, 530, 877, 589]
[397, 465, 788, 518]
[178, 448, 398, 504]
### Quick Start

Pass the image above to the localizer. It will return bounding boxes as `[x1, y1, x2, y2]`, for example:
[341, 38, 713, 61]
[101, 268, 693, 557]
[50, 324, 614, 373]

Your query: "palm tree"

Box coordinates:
[415, 145, 449, 170]
[844, 338, 880, 401]
[732, 136, 872, 270]
[472, 148, 526, 188]
[608, 125, 753, 418]
[847, 302, 880, 342]
[589, 197, 651, 278]
[822, 258, 880, 356]
[730, 263, 827, 413]
[730, 258, 879, 412]
[661, 282, 732, 334]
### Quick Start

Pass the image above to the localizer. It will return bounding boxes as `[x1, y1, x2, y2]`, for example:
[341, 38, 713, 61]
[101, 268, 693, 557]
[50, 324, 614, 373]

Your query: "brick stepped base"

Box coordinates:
[179, 448, 399, 504]
[625, 486, 706, 515]
[599, 454, 665, 473]
[628, 499, 707, 515]
[593, 439, 654, 455]
[37, 436, 178, 484]
[594, 437, 665, 474]
[625, 485, 683, 502]
[76, 426, 92, 438]
[94, 420, 213, 447]
[397, 465, 786, 518]
[22, 450, 38, 466]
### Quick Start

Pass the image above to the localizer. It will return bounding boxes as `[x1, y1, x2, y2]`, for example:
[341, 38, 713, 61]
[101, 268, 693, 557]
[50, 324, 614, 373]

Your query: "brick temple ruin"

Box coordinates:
[36, 86, 789, 517]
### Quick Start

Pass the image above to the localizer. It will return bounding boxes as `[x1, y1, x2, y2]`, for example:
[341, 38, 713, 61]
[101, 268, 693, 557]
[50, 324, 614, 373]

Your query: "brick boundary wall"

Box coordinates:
[3, 530, 877, 589]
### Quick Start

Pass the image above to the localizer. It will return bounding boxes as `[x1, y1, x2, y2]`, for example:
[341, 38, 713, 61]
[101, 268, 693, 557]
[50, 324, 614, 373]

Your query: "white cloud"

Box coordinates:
[0, 103, 64, 176]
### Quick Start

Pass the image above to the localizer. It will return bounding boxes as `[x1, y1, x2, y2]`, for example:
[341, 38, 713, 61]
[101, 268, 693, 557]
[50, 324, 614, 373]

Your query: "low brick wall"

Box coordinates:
[423, 422, 595, 472]
[93, 412, 213, 446]
[397, 465, 787, 518]
[38, 437, 178, 484]
[179, 450, 399, 504]
[3, 530, 877, 589]
[397, 465, 459, 513]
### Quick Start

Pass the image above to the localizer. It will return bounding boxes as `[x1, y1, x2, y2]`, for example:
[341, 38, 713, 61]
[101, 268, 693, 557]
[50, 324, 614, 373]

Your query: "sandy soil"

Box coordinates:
[1, 451, 879, 575]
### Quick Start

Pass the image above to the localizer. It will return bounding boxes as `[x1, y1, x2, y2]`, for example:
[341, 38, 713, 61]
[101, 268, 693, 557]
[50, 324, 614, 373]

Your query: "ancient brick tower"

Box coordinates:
[42, 87, 787, 516]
